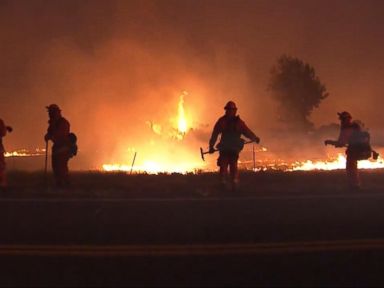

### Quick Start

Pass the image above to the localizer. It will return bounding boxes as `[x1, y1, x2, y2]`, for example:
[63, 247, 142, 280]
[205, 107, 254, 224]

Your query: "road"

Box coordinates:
[1, 192, 384, 286]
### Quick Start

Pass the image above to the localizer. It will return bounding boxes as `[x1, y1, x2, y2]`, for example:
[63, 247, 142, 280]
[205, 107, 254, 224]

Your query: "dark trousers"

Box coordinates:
[52, 146, 70, 187]
[218, 150, 239, 183]
[0, 152, 5, 187]
[346, 154, 360, 188]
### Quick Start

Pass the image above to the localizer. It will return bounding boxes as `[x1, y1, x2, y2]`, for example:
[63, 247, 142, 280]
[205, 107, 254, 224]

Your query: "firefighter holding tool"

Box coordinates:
[45, 104, 72, 188]
[325, 111, 378, 190]
[208, 101, 260, 191]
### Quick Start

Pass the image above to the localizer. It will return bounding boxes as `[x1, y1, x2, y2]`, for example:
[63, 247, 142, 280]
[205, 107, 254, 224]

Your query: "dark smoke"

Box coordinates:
[1, 0, 383, 169]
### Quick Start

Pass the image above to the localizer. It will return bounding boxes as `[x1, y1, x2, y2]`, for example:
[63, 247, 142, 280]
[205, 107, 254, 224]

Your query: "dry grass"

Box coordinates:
[3, 169, 384, 198]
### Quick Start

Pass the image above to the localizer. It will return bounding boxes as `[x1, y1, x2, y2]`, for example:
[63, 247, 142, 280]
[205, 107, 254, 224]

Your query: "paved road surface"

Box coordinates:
[1, 192, 384, 286]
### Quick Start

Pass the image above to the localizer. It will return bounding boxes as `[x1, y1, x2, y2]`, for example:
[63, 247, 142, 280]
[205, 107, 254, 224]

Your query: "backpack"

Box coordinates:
[217, 116, 244, 152]
[68, 132, 78, 158]
[348, 122, 372, 160]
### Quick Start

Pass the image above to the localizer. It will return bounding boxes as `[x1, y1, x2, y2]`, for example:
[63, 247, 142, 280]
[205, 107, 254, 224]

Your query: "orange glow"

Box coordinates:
[103, 159, 203, 174]
[291, 153, 384, 171]
[177, 91, 188, 135]
[239, 149, 384, 172]
[4, 148, 46, 158]
[102, 145, 205, 174]
[102, 91, 206, 174]
[99, 90, 384, 174]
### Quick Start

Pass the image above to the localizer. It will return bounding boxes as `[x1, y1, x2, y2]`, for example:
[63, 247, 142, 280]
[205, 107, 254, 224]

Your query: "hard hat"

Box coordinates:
[337, 111, 352, 120]
[224, 101, 237, 110]
[46, 104, 61, 112]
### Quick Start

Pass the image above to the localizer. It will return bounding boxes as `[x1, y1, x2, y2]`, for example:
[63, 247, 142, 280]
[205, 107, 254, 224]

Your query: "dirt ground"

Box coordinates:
[3, 169, 384, 198]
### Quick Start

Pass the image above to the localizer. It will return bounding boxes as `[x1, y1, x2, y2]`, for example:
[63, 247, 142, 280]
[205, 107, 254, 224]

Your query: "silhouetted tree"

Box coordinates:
[269, 55, 329, 132]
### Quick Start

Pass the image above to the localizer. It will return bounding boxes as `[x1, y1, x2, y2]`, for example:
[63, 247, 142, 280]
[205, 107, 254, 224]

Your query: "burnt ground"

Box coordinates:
[1, 170, 384, 287]
[3, 169, 384, 198]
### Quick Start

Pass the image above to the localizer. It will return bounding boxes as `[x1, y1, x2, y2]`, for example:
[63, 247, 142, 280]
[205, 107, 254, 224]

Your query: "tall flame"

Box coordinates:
[177, 91, 188, 134]
[100, 90, 384, 174]
[101, 90, 205, 174]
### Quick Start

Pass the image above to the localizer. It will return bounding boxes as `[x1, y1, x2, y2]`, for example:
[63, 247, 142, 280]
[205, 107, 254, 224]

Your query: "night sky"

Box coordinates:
[1, 0, 383, 169]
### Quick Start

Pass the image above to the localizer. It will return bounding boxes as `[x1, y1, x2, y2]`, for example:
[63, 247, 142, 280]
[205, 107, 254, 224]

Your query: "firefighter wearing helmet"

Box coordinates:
[209, 101, 260, 191]
[44, 104, 72, 188]
[0, 119, 12, 190]
[324, 111, 372, 190]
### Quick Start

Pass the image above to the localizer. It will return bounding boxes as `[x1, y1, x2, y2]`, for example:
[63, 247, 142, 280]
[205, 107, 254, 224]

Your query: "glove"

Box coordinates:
[6, 126, 12, 133]
[254, 136, 260, 144]
[209, 146, 215, 154]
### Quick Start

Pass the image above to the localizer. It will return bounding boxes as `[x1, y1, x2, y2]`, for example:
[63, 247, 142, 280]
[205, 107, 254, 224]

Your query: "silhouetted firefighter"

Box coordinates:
[45, 104, 76, 188]
[325, 111, 378, 190]
[209, 101, 260, 191]
[0, 119, 12, 190]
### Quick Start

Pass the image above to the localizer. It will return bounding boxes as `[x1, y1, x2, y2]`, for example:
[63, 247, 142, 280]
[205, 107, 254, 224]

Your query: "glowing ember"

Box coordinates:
[101, 90, 384, 174]
[102, 164, 131, 172]
[103, 160, 203, 174]
[102, 145, 205, 174]
[4, 148, 46, 158]
[292, 153, 384, 171]
[239, 150, 384, 172]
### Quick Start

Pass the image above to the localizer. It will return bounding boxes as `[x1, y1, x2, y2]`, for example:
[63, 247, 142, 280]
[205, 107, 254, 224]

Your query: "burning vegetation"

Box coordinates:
[96, 88, 384, 174]
[5, 148, 46, 158]
[6, 86, 383, 174]
[101, 91, 205, 174]
[1, 0, 384, 180]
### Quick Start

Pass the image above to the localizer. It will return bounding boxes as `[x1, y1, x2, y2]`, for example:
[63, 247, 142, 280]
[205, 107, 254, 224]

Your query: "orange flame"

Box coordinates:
[238, 148, 384, 172]
[102, 91, 206, 174]
[291, 153, 384, 171]
[101, 91, 384, 174]
[177, 91, 188, 135]
[4, 148, 46, 158]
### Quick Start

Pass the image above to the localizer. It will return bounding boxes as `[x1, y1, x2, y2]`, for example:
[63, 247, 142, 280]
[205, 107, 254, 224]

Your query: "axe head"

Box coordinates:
[200, 147, 205, 161]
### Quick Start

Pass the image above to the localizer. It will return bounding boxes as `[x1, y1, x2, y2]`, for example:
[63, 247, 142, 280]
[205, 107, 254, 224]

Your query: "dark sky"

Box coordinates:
[1, 0, 383, 168]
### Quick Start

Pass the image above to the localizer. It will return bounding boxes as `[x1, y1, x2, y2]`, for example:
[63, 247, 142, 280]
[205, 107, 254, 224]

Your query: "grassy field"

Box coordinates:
[3, 169, 384, 198]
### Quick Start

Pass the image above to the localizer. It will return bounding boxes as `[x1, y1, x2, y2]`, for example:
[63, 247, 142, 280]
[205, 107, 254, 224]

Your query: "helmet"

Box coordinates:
[46, 104, 61, 112]
[224, 101, 237, 110]
[337, 111, 352, 120]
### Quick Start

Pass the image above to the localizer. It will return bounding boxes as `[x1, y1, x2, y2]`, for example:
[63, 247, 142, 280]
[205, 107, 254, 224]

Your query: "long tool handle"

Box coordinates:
[44, 140, 48, 186]
[253, 144, 256, 171]
[200, 147, 218, 161]
[130, 152, 137, 175]
[200, 140, 255, 161]
[44, 141, 48, 174]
